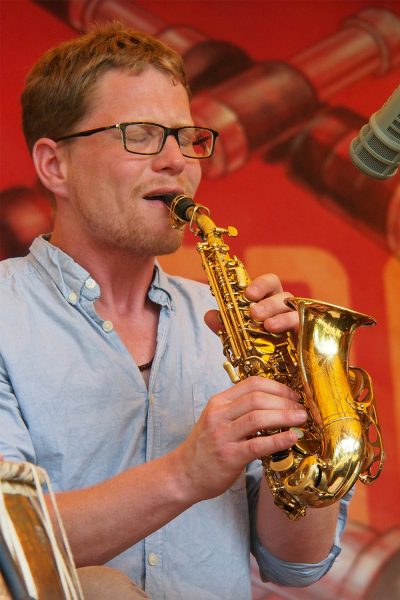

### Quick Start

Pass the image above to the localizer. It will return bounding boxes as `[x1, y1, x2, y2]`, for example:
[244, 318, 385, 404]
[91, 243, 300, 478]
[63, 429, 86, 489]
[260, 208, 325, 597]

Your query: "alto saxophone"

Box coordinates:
[163, 195, 384, 520]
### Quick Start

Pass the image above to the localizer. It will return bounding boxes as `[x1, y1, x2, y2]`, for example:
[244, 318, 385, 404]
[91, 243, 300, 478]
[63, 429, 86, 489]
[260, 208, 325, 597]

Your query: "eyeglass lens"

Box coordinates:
[123, 124, 214, 157]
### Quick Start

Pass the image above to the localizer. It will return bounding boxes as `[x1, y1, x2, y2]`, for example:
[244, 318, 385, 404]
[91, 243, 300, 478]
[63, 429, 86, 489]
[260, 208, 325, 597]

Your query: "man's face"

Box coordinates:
[59, 66, 202, 255]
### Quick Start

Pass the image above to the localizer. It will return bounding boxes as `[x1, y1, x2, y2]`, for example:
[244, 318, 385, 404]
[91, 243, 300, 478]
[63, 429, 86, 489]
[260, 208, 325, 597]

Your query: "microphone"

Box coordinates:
[350, 86, 400, 179]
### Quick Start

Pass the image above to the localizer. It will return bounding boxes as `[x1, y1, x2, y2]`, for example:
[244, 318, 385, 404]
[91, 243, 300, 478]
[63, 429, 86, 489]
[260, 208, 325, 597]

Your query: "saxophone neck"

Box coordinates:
[164, 194, 238, 241]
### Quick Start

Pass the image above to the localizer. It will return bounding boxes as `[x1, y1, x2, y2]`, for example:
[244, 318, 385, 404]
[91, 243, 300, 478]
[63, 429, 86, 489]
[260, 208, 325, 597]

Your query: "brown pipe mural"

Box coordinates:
[0, 1, 399, 598]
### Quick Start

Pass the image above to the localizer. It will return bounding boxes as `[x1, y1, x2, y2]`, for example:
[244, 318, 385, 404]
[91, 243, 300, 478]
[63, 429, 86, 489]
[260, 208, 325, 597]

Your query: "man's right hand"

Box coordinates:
[175, 376, 307, 502]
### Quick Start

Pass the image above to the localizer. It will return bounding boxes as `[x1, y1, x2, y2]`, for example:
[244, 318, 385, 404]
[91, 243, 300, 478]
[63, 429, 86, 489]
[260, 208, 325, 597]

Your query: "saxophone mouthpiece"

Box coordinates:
[164, 194, 196, 222]
[160, 193, 177, 206]
[163, 195, 211, 233]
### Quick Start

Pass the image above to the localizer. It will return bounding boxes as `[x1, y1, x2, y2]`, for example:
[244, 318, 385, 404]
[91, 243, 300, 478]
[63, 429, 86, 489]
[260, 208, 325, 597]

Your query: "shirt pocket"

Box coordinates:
[192, 381, 246, 492]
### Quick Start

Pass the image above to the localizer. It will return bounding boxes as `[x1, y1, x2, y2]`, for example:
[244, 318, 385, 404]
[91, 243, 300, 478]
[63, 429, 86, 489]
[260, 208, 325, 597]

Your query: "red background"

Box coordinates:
[1, 1, 399, 598]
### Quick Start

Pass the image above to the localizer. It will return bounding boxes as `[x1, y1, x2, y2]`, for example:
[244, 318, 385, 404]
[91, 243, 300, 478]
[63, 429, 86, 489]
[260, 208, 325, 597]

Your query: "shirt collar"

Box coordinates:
[151, 259, 173, 308]
[28, 236, 174, 308]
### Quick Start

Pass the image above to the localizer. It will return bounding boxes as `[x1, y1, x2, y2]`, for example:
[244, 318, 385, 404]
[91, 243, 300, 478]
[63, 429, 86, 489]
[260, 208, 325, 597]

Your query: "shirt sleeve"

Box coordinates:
[0, 354, 36, 463]
[247, 459, 353, 587]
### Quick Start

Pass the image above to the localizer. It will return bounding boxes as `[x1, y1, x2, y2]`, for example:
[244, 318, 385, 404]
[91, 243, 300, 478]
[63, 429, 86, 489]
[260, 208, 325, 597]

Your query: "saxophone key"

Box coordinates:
[223, 361, 240, 383]
[270, 450, 295, 472]
[234, 264, 248, 289]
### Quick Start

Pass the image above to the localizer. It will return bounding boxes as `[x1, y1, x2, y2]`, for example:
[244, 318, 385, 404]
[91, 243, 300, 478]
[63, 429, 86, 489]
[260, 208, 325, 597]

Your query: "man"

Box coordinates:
[0, 23, 349, 599]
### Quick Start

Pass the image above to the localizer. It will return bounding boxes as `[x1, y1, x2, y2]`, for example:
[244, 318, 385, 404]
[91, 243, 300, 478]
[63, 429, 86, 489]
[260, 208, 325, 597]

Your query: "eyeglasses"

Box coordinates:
[55, 122, 219, 159]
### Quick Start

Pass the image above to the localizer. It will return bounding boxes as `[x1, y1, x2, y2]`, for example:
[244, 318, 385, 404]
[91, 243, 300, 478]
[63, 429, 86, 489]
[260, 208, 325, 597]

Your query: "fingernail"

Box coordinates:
[290, 427, 304, 439]
[251, 304, 264, 318]
[294, 410, 307, 420]
[246, 284, 260, 296]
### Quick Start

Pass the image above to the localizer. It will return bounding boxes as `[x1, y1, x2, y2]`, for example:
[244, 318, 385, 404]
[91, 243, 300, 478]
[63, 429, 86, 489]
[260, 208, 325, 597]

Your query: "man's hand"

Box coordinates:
[245, 272, 298, 332]
[204, 272, 298, 335]
[176, 376, 307, 502]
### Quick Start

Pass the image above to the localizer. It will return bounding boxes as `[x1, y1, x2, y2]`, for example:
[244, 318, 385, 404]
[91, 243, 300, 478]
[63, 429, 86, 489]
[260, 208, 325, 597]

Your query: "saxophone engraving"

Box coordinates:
[163, 194, 384, 520]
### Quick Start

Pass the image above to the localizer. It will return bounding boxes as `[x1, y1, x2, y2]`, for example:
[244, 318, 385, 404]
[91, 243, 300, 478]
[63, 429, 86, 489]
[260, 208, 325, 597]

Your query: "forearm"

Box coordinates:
[256, 477, 339, 564]
[47, 448, 193, 566]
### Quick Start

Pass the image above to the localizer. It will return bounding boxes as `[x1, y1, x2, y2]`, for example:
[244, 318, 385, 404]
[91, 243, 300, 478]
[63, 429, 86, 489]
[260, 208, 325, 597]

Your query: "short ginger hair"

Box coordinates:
[21, 22, 189, 152]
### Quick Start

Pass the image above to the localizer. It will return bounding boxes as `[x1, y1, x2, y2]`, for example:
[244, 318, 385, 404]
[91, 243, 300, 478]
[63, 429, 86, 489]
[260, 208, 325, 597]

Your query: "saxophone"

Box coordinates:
[163, 194, 384, 520]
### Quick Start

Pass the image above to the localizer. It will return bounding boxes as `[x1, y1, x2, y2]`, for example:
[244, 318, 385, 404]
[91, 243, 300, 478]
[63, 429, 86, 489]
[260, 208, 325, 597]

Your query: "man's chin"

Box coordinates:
[154, 233, 184, 256]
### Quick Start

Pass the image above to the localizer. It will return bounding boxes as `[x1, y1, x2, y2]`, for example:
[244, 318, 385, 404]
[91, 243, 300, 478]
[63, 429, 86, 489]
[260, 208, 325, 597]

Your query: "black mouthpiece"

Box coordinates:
[163, 194, 196, 222]
[161, 193, 177, 205]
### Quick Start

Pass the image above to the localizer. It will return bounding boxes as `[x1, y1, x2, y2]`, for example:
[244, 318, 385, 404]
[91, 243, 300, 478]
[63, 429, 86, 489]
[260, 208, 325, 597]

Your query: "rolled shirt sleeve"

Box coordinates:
[248, 460, 353, 587]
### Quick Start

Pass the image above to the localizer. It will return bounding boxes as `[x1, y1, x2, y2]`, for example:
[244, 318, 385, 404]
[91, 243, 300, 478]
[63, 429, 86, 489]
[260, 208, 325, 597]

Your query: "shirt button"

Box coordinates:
[85, 278, 97, 289]
[102, 320, 114, 332]
[68, 292, 78, 304]
[148, 552, 159, 566]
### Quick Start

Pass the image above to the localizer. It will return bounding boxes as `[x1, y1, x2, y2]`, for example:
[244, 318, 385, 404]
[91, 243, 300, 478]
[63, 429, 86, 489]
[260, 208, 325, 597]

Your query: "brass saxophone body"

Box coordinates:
[164, 195, 384, 520]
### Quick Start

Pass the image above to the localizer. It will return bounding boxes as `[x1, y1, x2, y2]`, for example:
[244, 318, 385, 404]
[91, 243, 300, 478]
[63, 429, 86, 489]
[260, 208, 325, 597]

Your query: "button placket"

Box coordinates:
[102, 320, 114, 332]
[148, 552, 159, 566]
[68, 292, 78, 305]
[85, 277, 97, 290]
[145, 534, 163, 599]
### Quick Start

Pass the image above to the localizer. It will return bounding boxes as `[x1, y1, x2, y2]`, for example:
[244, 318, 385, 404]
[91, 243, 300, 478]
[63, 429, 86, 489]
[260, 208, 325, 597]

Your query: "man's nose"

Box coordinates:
[152, 134, 186, 173]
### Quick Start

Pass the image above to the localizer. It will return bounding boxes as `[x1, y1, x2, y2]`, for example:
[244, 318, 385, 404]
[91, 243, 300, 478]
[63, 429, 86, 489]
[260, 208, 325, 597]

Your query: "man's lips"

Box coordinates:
[143, 192, 180, 205]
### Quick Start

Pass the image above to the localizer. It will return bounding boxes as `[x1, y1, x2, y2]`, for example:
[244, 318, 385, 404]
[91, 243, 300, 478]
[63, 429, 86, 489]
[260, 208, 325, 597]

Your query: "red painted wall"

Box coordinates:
[1, 1, 399, 598]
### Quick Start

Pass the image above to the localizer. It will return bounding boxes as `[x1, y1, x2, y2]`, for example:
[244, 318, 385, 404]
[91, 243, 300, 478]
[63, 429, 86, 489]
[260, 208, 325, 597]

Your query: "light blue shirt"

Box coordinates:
[0, 237, 349, 599]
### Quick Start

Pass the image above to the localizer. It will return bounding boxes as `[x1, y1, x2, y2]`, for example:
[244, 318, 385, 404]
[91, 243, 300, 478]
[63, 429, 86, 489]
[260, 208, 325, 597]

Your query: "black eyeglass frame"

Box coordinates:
[55, 122, 219, 159]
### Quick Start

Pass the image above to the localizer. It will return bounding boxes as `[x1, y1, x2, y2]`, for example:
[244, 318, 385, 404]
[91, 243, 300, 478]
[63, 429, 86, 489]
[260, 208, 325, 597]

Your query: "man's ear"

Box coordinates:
[32, 138, 69, 199]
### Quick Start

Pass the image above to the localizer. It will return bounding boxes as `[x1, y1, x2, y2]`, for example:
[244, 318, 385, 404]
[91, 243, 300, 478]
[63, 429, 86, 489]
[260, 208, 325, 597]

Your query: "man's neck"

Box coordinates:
[50, 220, 162, 384]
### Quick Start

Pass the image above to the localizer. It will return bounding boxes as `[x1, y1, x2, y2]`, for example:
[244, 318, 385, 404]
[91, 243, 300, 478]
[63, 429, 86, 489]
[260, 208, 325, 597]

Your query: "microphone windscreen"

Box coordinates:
[350, 86, 400, 180]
